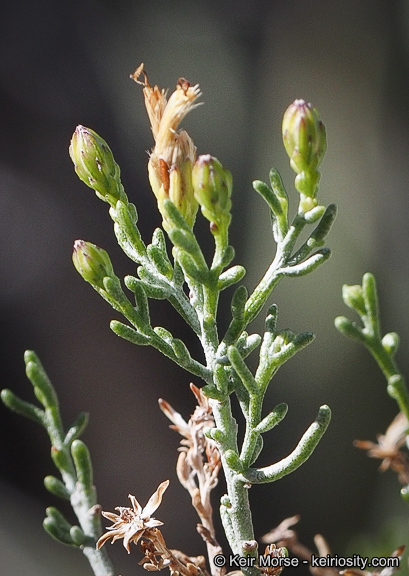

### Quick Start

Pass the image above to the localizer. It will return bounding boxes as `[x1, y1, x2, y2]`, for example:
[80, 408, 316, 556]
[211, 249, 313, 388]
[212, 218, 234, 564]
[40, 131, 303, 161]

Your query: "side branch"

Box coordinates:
[240, 405, 331, 484]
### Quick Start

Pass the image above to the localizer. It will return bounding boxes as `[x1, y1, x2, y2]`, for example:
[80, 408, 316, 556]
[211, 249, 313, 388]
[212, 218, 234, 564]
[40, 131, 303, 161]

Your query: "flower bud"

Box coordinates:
[72, 240, 114, 290]
[282, 100, 326, 212]
[192, 154, 232, 235]
[69, 125, 124, 206]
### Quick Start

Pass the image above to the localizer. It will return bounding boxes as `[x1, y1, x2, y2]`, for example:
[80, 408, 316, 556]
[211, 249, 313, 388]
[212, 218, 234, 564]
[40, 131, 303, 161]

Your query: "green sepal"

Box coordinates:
[64, 412, 89, 447]
[217, 265, 246, 291]
[110, 320, 150, 345]
[43, 507, 75, 546]
[255, 403, 288, 434]
[225, 449, 244, 473]
[25, 351, 58, 410]
[1, 389, 45, 427]
[71, 439, 93, 488]
[44, 475, 71, 500]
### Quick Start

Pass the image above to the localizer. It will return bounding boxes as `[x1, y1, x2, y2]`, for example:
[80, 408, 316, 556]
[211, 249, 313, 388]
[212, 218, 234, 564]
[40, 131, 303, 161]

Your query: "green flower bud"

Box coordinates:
[192, 154, 232, 236]
[282, 100, 327, 212]
[72, 240, 114, 290]
[69, 125, 125, 206]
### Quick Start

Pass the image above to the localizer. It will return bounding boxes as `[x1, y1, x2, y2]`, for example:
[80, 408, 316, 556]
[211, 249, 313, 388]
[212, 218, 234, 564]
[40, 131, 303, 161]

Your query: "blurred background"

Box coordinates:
[1, 0, 409, 574]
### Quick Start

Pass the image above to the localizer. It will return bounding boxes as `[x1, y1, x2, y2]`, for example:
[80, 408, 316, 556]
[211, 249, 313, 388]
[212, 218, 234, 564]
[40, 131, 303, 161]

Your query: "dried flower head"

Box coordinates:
[96, 480, 169, 553]
[131, 63, 201, 229]
[159, 384, 223, 574]
[354, 412, 409, 484]
[257, 544, 288, 576]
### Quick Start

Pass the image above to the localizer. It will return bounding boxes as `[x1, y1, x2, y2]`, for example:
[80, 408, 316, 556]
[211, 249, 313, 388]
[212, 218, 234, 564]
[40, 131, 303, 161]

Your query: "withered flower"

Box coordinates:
[131, 63, 201, 229]
[97, 480, 169, 553]
[159, 384, 223, 574]
[354, 412, 409, 484]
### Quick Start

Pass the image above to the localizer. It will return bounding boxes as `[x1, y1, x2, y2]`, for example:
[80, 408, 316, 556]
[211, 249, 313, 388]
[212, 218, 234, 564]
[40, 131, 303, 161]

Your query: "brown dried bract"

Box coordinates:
[354, 412, 409, 484]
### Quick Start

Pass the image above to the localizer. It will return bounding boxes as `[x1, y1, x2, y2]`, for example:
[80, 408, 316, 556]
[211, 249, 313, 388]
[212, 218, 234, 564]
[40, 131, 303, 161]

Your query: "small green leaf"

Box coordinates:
[71, 440, 93, 488]
[1, 389, 45, 427]
[64, 412, 89, 447]
[228, 346, 258, 396]
[255, 403, 288, 434]
[25, 352, 58, 410]
[147, 244, 173, 279]
[225, 450, 244, 473]
[281, 248, 331, 277]
[43, 507, 75, 546]
[217, 265, 246, 291]
[110, 320, 150, 345]
[44, 475, 71, 500]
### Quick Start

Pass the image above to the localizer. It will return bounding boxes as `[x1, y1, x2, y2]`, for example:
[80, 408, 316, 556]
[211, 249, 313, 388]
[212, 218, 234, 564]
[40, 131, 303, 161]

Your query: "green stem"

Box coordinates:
[363, 337, 409, 422]
[244, 215, 306, 326]
[240, 395, 263, 468]
[209, 398, 259, 576]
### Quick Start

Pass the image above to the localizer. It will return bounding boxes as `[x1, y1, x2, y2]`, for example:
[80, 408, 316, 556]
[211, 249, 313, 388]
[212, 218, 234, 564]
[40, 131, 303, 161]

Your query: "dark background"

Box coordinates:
[1, 1, 409, 574]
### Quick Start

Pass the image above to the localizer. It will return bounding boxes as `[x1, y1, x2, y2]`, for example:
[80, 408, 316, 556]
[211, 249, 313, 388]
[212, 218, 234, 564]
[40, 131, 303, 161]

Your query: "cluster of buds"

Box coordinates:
[132, 64, 200, 231]
[282, 99, 327, 213]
